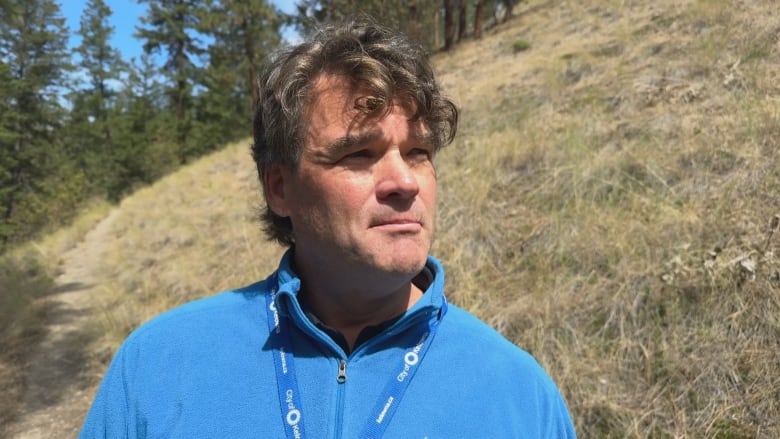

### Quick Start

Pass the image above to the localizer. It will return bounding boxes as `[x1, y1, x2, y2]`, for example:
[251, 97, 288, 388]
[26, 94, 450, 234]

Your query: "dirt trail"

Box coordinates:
[7, 210, 120, 439]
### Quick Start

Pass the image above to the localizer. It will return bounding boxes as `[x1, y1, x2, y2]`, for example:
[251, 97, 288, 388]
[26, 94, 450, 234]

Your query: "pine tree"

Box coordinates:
[0, 60, 16, 244]
[292, 0, 441, 50]
[201, 0, 280, 108]
[0, 0, 74, 248]
[67, 0, 127, 194]
[108, 53, 175, 200]
[136, 0, 206, 162]
[191, 0, 281, 154]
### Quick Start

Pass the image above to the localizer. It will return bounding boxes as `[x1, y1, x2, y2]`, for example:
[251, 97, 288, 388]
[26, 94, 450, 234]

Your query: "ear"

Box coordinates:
[263, 164, 292, 217]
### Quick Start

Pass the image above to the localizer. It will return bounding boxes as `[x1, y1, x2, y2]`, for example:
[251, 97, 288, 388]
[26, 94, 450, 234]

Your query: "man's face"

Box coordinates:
[271, 74, 437, 281]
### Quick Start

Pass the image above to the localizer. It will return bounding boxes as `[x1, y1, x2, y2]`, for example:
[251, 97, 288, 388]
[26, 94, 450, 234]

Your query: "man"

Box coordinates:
[80, 18, 576, 438]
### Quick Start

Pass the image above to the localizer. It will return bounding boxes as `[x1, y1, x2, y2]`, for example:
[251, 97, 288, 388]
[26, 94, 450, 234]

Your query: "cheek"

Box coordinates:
[309, 177, 372, 221]
[327, 174, 374, 206]
[419, 172, 438, 203]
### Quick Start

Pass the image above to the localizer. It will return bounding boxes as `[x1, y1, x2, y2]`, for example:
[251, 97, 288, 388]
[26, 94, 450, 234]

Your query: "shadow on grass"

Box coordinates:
[53, 281, 93, 295]
[0, 255, 98, 437]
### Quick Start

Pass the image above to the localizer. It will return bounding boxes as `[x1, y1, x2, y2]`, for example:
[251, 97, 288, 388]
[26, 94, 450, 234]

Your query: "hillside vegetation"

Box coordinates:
[4, 0, 779, 437]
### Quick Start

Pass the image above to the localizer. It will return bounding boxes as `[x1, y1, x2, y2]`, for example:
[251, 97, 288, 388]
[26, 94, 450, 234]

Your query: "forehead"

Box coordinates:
[304, 75, 361, 152]
[304, 74, 423, 146]
[306, 74, 371, 127]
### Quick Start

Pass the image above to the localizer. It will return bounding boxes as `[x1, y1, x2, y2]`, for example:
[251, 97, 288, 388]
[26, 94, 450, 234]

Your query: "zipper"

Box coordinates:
[337, 359, 347, 383]
[334, 358, 347, 438]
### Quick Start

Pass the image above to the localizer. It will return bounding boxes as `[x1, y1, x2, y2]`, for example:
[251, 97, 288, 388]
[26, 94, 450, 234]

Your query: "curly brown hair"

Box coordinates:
[252, 17, 459, 246]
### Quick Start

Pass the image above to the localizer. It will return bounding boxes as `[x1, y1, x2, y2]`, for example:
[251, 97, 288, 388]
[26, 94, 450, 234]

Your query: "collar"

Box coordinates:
[271, 248, 447, 354]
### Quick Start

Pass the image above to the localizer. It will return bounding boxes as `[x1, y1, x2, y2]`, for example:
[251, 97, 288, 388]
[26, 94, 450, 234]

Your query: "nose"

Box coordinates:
[374, 150, 419, 201]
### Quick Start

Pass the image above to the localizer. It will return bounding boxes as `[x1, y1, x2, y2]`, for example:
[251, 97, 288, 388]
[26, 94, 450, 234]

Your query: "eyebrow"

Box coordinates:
[324, 125, 436, 155]
[325, 130, 382, 155]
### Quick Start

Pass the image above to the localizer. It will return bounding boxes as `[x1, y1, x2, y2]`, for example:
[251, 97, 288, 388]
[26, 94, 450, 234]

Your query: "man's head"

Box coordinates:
[252, 17, 458, 248]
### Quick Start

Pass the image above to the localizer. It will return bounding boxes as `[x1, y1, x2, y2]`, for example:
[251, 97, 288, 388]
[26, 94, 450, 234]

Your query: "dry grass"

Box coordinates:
[0, 199, 111, 432]
[12, 0, 778, 437]
[0, 248, 54, 431]
[433, 0, 779, 437]
[0, 199, 112, 335]
[89, 141, 284, 347]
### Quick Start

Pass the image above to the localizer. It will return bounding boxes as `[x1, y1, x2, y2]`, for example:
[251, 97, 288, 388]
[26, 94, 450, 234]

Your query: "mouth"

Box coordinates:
[370, 218, 423, 232]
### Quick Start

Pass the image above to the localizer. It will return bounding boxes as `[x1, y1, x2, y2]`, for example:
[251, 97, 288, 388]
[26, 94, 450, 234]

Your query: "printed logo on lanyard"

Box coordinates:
[269, 298, 281, 334]
[363, 329, 434, 439]
[284, 389, 302, 437]
[396, 332, 427, 383]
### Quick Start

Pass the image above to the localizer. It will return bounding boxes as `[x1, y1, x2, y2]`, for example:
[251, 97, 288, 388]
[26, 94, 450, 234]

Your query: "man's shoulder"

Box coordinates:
[439, 304, 544, 369]
[441, 304, 516, 344]
[435, 304, 571, 413]
[122, 278, 272, 348]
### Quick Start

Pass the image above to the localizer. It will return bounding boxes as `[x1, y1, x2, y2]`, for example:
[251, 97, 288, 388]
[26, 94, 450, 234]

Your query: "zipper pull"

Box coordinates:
[337, 359, 347, 384]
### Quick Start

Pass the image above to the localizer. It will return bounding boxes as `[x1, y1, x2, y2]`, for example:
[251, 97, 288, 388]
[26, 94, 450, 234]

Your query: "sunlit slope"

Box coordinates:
[89, 1, 779, 437]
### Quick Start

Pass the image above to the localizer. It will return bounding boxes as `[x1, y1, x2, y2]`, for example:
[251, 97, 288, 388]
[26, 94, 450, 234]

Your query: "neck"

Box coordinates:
[303, 282, 423, 350]
[293, 257, 425, 351]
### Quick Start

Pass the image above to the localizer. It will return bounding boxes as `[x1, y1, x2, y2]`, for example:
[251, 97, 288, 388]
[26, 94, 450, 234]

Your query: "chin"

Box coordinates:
[376, 252, 428, 276]
[355, 237, 430, 275]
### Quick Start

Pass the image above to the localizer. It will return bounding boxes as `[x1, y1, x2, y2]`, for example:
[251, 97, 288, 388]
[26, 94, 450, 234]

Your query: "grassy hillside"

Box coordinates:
[431, 1, 779, 437]
[6, 0, 778, 437]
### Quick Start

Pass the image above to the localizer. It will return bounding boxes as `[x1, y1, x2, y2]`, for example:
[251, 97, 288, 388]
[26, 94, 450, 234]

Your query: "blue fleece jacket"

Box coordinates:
[80, 252, 576, 438]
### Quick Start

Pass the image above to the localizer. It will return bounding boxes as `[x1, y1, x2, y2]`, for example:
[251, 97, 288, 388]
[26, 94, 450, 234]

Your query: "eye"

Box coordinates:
[338, 149, 373, 165]
[408, 147, 433, 161]
[345, 149, 371, 159]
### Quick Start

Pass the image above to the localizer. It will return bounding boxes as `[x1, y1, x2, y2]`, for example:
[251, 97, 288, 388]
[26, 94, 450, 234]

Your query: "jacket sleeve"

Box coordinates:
[533, 361, 577, 438]
[551, 390, 577, 438]
[78, 343, 135, 439]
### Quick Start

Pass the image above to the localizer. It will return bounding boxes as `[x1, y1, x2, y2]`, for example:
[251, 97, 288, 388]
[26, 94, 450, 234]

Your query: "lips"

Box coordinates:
[370, 217, 422, 227]
[369, 216, 424, 235]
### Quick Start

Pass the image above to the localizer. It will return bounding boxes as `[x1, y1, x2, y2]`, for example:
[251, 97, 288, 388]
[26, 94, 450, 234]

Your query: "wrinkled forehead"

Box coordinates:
[300, 74, 432, 156]
[305, 74, 360, 124]
[305, 73, 419, 126]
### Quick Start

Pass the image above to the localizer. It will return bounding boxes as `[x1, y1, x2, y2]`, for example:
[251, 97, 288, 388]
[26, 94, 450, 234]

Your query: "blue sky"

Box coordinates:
[61, 0, 299, 62]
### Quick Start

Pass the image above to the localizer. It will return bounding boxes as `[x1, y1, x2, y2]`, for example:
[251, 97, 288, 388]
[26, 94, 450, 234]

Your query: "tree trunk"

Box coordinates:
[406, 0, 420, 43]
[240, 17, 259, 113]
[457, 0, 467, 42]
[434, 8, 440, 48]
[443, 0, 455, 51]
[503, 0, 515, 22]
[474, 0, 484, 39]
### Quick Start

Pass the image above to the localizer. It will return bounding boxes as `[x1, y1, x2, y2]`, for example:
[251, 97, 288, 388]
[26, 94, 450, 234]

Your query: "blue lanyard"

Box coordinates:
[359, 319, 437, 439]
[266, 287, 306, 439]
[265, 287, 442, 439]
